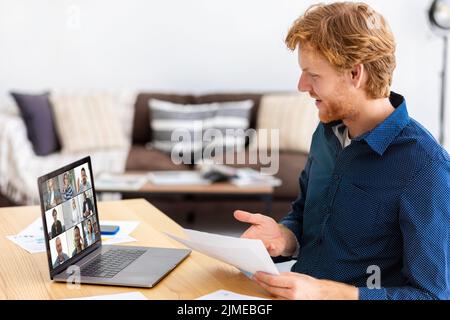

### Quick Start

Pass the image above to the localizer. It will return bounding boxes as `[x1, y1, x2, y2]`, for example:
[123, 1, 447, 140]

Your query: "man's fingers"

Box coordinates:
[267, 243, 278, 255]
[240, 228, 258, 240]
[234, 210, 266, 225]
[253, 272, 293, 289]
[233, 210, 254, 223]
[253, 278, 292, 299]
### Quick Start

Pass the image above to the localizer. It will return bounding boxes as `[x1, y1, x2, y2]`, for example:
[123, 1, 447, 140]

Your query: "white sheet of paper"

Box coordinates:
[165, 228, 279, 276]
[6, 234, 45, 254]
[6, 218, 46, 253]
[197, 289, 268, 300]
[6, 219, 140, 254]
[67, 291, 148, 300]
[100, 220, 139, 240]
[275, 260, 296, 273]
[100, 220, 139, 245]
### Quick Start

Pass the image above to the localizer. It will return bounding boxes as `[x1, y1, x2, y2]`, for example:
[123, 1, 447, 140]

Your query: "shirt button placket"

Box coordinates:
[319, 174, 341, 246]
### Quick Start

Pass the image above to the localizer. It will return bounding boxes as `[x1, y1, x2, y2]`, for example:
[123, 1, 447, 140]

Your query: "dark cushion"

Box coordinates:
[10, 91, 60, 156]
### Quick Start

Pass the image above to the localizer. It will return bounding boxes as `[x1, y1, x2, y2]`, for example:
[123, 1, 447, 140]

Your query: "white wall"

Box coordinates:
[0, 0, 448, 149]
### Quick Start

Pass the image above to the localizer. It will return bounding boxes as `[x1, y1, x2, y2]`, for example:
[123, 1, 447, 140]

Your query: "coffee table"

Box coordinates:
[95, 172, 274, 221]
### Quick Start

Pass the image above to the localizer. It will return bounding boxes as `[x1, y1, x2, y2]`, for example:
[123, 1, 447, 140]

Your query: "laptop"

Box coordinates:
[38, 156, 191, 288]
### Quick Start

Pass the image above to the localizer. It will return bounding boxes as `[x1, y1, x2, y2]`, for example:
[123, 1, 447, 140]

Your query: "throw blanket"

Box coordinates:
[0, 114, 129, 205]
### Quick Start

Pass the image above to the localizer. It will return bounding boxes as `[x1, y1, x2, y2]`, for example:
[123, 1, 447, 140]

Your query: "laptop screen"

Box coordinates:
[39, 157, 100, 273]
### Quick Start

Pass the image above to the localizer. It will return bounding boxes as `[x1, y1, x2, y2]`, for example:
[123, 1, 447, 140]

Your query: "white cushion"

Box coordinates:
[251, 93, 319, 153]
[50, 91, 130, 153]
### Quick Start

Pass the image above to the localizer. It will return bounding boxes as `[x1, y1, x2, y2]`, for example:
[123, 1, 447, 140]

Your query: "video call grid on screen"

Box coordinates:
[42, 163, 99, 269]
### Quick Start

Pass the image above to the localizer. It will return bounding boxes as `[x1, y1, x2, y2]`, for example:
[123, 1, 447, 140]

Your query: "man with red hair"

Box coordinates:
[235, 2, 450, 300]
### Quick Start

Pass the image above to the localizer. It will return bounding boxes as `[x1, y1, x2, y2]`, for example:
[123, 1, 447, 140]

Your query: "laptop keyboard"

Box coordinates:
[81, 249, 146, 278]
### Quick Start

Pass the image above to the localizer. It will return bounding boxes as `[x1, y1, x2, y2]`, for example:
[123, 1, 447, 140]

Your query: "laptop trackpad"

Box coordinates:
[115, 247, 190, 287]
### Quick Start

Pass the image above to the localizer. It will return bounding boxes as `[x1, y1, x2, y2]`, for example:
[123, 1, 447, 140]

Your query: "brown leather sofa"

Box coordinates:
[124, 92, 308, 222]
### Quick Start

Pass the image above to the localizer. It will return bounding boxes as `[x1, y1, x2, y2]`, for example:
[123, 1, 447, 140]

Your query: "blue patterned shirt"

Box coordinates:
[280, 92, 450, 300]
[62, 184, 74, 201]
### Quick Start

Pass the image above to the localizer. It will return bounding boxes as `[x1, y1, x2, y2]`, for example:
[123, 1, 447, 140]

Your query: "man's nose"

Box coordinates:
[297, 73, 311, 92]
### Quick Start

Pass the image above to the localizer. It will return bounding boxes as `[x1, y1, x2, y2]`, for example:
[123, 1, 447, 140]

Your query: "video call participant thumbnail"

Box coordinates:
[84, 218, 96, 246]
[44, 178, 61, 210]
[71, 226, 85, 257]
[77, 167, 91, 193]
[61, 172, 75, 201]
[52, 237, 69, 268]
[82, 192, 94, 218]
[50, 208, 64, 238]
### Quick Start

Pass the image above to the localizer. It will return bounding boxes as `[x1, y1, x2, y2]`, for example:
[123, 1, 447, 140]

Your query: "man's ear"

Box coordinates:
[350, 64, 365, 89]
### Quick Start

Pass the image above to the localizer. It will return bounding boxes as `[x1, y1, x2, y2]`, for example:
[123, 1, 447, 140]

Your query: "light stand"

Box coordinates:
[429, 0, 450, 146]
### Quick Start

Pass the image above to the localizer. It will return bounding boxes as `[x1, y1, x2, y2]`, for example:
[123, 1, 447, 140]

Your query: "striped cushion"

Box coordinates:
[148, 99, 253, 158]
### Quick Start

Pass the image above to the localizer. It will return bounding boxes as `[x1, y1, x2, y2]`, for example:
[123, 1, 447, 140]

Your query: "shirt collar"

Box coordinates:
[354, 92, 409, 155]
[324, 92, 410, 156]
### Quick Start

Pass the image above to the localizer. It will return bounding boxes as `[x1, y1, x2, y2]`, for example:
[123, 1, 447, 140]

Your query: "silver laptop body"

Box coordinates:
[38, 156, 190, 288]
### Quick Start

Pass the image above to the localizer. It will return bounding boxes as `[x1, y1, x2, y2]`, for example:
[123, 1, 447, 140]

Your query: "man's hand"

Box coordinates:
[234, 210, 297, 257]
[253, 272, 359, 300]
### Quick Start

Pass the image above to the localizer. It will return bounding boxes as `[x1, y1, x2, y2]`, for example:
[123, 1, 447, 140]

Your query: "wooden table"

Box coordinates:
[0, 199, 272, 300]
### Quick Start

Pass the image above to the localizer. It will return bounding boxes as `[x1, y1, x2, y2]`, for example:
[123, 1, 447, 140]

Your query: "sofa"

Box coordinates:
[124, 92, 310, 220]
[0, 91, 313, 223]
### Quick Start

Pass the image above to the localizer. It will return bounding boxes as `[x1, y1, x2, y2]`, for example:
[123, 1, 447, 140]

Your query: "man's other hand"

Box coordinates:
[234, 210, 297, 257]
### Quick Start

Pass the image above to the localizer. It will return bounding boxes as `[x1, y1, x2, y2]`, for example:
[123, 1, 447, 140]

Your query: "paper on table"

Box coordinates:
[6, 234, 45, 254]
[6, 219, 140, 254]
[67, 291, 148, 300]
[6, 218, 46, 253]
[100, 220, 139, 239]
[165, 228, 279, 276]
[197, 289, 268, 300]
[100, 220, 139, 245]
